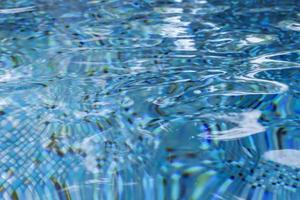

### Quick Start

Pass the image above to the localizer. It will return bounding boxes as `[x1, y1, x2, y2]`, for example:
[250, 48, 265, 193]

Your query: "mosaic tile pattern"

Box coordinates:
[0, 0, 300, 199]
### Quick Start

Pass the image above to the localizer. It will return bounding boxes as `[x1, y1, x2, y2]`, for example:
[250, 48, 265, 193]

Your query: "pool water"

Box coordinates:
[0, 0, 300, 199]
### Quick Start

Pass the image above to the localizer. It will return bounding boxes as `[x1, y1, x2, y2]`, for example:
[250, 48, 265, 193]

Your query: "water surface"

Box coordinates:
[0, 0, 300, 199]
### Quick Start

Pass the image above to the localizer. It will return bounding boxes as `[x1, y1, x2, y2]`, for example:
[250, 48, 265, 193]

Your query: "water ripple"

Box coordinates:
[0, 0, 299, 199]
[0, 6, 35, 14]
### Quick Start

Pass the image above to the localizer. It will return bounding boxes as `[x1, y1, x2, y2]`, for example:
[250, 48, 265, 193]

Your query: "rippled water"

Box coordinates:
[0, 0, 300, 199]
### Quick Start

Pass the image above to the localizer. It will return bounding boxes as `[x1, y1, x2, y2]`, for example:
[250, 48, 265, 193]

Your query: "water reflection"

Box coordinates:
[0, 0, 299, 199]
[263, 149, 300, 168]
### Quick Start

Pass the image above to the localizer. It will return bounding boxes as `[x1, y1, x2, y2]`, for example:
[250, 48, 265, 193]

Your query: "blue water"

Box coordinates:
[0, 0, 300, 199]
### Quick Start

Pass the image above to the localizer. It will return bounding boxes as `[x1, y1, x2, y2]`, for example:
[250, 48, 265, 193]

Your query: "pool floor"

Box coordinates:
[0, 0, 300, 199]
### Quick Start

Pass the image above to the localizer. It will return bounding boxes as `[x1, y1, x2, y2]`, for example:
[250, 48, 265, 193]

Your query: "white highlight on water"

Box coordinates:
[263, 149, 300, 168]
[199, 110, 265, 140]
